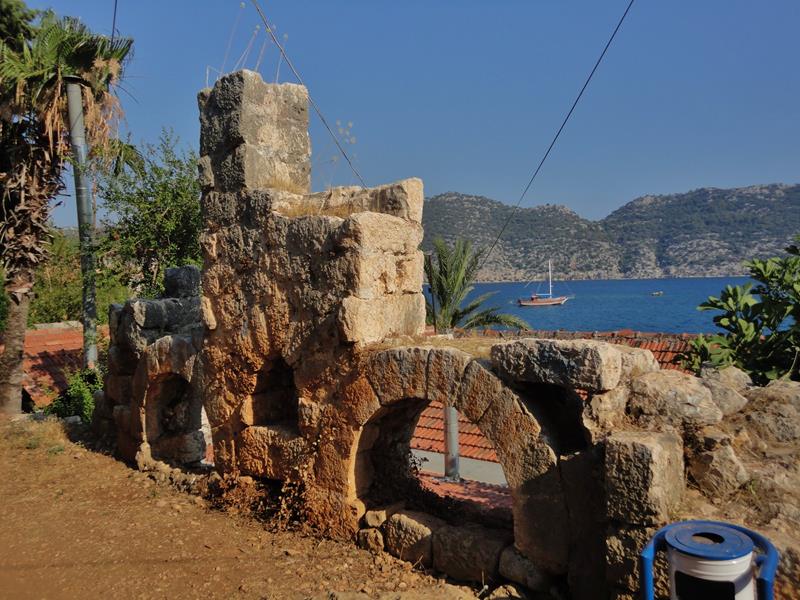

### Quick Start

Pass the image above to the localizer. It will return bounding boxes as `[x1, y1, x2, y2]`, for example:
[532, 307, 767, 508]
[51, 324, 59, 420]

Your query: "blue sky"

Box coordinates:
[32, 0, 800, 226]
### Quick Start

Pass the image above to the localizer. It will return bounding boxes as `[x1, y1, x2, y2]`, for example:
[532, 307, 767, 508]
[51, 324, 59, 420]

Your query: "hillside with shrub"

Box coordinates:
[421, 183, 800, 281]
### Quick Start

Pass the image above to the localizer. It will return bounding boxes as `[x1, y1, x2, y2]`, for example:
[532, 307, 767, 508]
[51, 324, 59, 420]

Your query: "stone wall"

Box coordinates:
[99, 69, 797, 599]
[196, 70, 426, 486]
[97, 265, 208, 468]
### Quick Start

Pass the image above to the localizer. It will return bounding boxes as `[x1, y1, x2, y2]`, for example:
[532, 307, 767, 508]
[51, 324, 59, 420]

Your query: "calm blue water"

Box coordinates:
[457, 277, 750, 334]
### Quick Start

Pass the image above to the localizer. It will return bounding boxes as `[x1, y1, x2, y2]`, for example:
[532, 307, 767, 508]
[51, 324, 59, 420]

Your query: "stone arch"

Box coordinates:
[327, 345, 579, 575]
[129, 334, 208, 467]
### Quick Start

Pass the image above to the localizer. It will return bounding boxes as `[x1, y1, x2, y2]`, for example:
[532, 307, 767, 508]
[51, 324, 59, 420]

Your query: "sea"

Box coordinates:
[461, 277, 751, 335]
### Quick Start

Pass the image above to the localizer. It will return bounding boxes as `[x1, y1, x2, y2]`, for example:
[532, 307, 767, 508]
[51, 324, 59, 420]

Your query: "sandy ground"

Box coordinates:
[0, 418, 476, 600]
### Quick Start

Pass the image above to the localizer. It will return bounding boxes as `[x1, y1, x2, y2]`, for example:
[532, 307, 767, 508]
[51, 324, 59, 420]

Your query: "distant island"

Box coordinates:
[421, 183, 800, 282]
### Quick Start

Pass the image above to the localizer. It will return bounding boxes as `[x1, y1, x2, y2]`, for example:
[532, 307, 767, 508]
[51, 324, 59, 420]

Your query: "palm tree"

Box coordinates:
[424, 237, 529, 332]
[0, 11, 133, 413]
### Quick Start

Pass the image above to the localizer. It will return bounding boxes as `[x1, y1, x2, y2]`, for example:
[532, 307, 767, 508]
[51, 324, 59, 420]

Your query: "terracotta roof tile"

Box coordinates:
[0, 324, 109, 407]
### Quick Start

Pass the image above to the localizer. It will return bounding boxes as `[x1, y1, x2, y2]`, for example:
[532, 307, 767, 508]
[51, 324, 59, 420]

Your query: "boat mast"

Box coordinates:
[548, 259, 553, 297]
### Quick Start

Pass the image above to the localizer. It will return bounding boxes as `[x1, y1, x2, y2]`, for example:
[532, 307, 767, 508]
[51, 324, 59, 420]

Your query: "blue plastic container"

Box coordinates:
[639, 520, 779, 600]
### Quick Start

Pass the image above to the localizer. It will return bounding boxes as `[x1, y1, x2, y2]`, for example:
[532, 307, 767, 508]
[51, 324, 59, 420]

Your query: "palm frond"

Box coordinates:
[425, 237, 527, 331]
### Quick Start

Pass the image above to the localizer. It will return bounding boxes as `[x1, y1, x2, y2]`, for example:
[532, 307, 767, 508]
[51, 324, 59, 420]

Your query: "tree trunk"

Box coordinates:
[0, 292, 31, 415]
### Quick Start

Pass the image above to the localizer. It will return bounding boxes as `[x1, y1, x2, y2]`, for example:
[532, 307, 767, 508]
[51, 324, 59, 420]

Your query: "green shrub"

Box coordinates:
[45, 368, 102, 423]
[682, 235, 800, 384]
[28, 230, 130, 326]
[99, 129, 202, 297]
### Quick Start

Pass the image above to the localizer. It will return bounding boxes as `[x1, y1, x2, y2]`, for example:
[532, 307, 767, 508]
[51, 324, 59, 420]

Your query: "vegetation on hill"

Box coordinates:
[682, 235, 800, 384]
[421, 184, 800, 282]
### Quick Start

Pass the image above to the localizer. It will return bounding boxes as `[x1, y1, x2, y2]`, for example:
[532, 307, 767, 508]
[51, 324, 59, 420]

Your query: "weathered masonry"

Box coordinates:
[98, 70, 784, 599]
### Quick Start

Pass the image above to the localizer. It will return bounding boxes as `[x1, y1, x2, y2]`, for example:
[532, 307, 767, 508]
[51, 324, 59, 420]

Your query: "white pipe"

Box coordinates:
[443, 405, 460, 480]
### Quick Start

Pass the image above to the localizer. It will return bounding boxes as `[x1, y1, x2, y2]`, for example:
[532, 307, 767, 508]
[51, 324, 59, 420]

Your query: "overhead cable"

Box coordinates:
[249, 0, 367, 188]
[480, 0, 637, 269]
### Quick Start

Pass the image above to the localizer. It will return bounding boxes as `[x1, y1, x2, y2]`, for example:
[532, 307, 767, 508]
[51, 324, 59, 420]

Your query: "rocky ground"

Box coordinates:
[0, 418, 480, 600]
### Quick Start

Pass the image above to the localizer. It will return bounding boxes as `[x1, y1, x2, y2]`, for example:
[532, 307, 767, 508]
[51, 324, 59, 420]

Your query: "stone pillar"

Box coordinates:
[197, 69, 311, 194]
[196, 69, 426, 484]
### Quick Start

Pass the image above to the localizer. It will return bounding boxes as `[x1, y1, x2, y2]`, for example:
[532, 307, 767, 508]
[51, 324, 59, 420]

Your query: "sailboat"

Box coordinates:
[518, 260, 570, 307]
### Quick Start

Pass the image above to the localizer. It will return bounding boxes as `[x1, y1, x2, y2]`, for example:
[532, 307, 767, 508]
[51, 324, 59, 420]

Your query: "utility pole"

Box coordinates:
[65, 79, 97, 369]
[443, 404, 461, 480]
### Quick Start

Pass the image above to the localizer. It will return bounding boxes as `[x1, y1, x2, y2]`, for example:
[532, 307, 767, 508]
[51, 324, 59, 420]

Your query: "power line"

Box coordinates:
[479, 0, 637, 269]
[249, 0, 367, 188]
[110, 0, 119, 43]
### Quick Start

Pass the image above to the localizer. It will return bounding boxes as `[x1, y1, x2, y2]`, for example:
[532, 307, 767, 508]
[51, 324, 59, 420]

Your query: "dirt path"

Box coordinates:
[0, 419, 475, 600]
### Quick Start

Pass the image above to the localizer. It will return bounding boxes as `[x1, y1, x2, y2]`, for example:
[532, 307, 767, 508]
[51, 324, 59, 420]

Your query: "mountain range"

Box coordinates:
[420, 183, 800, 281]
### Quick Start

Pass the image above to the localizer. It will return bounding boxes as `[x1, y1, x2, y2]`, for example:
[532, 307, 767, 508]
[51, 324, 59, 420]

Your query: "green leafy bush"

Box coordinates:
[683, 235, 800, 384]
[45, 368, 102, 423]
[99, 129, 202, 297]
[26, 230, 129, 326]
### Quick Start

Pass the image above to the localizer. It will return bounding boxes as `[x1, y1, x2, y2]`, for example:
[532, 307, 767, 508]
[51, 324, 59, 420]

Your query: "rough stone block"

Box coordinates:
[108, 345, 139, 376]
[628, 370, 722, 427]
[199, 70, 310, 193]
[108, 303, 124, 345]
[356, 528, 384, 554]
[112, 404, 132, 436]
[105, 374, 133, 405]
[491, 339, 623, 392]
[700, 364, 752, 392]
[363, 501, 405, 528]
[746, 403, 800, 443]
[702, 378, 748, 416]
[306, 178, 424, 223]
[744, 380, 800, 411]
[432, 523, 511, 583]
[365, 347, 430, 404]
[689, 445, 749, 498]
[339, 294, 425, 344]
[456, 359, 509, 424]
[426, 348, 473, 407]
[615, 344, 659, 382]
[584, 386, 629, 433]
[486, 584, 528, 600]
[235, 425, 307, 480]
[605, 431, 684, 526]
[606, 524, 669, 595]
[498, 546, 551, 592]
[164, 265, 201, 298]
[383, 510, 444, 567]
[339, 211, 423, 254]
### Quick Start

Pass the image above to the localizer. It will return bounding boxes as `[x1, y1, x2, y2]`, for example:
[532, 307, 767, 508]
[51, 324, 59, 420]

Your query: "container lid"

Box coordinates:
[665, 521, 754, 560]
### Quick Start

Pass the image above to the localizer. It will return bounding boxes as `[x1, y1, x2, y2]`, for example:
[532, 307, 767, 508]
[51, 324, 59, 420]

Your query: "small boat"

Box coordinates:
[518, 260, 570, 307]
[650, 291, 664, 297]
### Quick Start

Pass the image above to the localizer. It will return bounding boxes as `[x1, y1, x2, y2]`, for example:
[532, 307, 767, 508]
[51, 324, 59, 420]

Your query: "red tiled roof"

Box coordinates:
[0, 324, 108, 407]
[410, 329, 693, 464]
[414, 400, 499, 462]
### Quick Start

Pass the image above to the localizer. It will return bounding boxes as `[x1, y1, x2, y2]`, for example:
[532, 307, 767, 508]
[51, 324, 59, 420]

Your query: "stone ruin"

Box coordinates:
[96, 70, 800, 599]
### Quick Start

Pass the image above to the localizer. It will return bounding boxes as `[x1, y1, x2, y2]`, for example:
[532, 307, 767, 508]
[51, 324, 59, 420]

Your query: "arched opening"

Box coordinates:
[355, 396, 512, 530]
[247, 357, 299, 430]
[144, 373, 207, 466]
[514, 382, 588, 454]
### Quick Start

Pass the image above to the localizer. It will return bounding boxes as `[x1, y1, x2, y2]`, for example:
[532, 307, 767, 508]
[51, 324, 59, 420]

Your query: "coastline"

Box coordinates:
[474, 273, 751, 284]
